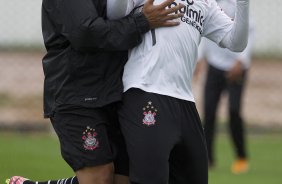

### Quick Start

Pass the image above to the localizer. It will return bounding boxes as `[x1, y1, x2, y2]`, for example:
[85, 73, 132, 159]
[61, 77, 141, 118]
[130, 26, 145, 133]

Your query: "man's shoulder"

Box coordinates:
[193, 0, 215, 10]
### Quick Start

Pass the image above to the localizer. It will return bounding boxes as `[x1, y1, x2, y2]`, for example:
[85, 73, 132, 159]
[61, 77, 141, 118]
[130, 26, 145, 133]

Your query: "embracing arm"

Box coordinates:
[219, 0, 249, 52]
[55, 0, 148, 52]
[54, 0, 183, 52]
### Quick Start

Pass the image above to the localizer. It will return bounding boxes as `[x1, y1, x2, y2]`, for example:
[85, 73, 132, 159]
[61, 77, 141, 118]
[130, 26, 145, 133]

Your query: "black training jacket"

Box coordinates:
[42, 0, 150, 118]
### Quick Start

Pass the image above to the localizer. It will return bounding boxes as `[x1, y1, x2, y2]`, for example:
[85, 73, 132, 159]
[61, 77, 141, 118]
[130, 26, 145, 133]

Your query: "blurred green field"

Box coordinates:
[0, 133, 282, 184]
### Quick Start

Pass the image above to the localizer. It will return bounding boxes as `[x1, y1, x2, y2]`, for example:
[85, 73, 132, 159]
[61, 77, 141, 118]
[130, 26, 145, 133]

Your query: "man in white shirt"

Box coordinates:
[115, 0, 249, 183]
[197, 0, 254, 174]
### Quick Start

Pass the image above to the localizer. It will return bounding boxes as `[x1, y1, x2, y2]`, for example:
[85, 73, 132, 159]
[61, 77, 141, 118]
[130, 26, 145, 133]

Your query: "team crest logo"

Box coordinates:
[142, 101, 158, 126]
[82, 126, 99, 151]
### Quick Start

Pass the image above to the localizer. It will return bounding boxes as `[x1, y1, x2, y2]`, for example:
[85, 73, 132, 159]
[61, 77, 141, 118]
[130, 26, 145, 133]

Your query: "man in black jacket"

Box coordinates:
[5, 1, 183, 184]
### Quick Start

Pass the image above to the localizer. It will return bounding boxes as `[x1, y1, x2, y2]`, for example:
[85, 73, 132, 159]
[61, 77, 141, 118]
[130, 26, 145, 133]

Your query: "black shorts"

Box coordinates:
[118, 88, 208, 184]
[50, 103, 128, 175]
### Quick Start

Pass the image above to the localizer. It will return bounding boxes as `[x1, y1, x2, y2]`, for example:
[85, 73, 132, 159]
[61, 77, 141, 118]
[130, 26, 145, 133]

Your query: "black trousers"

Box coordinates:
[119, 88, 208, 184]
[203, 64, 248, 164]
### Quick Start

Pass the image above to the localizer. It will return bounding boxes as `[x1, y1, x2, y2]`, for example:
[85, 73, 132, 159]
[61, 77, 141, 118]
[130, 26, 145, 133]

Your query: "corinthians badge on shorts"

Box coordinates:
[142, 101, 158, 126]
[82, 126, 99, 151]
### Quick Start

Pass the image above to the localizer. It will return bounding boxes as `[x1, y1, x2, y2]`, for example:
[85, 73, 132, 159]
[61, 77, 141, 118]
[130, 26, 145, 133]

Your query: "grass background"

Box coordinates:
[0, 132, 282, 184]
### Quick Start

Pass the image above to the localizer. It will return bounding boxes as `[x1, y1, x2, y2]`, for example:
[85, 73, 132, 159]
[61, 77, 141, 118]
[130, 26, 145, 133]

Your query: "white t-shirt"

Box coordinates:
[107, 0, 245, 102]
[198, 0, 254, 70]
[107, 0, 145, 20]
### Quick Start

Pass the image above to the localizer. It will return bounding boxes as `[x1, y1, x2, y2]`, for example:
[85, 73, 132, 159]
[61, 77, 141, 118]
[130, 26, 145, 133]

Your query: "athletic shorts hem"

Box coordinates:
[72, 159, 113, 172]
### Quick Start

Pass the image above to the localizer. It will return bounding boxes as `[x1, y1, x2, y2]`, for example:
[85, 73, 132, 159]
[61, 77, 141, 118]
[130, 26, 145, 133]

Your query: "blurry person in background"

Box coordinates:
[197, 0, 254, 174]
